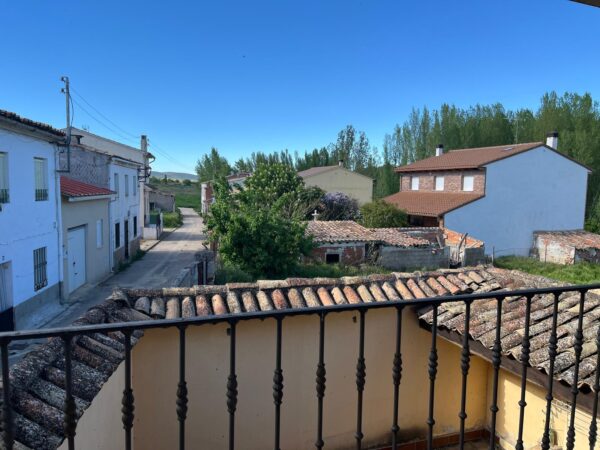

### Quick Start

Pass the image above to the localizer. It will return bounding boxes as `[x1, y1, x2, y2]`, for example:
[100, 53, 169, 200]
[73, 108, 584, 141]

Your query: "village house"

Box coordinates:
[0, 110, 65, 331]
[384, 134, 590, 256]
[298, 160, 374, 205]
[146, 185, 175, 213]
[2, 267, 598, 450]
[532, 229, 600, 264]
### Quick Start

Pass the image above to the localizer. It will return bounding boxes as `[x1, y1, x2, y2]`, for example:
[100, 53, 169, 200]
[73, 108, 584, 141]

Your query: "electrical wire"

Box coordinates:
[147, 139, 192, 171]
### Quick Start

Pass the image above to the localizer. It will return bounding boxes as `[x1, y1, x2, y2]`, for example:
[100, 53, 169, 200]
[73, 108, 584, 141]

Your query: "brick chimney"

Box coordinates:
[546, 131, 558, 150]
[435, 144, 444, 157]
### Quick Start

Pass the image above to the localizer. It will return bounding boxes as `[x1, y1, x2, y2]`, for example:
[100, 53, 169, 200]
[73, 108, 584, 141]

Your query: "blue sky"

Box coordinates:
[1, 0, 599, 172]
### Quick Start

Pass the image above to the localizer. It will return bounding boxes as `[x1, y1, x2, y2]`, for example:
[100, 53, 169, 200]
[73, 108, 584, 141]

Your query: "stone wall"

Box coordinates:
[309, 243, 366, 265]
[376, 246, 449, 271]
[59, 145, 111, 188]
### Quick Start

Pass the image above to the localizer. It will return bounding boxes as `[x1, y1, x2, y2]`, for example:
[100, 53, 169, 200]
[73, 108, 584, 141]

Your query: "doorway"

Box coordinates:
[67, 227, 87, 293]
[0, 262, 14, 331]
[124, 219, 130, 259]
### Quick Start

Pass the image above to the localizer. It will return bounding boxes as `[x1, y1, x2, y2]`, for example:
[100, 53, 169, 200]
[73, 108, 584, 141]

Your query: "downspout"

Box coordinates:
[54, 144, 65, 301]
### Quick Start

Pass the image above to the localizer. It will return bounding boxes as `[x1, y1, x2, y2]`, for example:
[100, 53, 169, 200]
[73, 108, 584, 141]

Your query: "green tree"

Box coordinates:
[205, 163, 313, 278]
[195, 147, 232, 182]
[359, 200, 408, 228]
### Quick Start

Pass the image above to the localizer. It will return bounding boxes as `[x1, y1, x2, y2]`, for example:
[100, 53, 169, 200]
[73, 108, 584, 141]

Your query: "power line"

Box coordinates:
[147, 139, 193, 172]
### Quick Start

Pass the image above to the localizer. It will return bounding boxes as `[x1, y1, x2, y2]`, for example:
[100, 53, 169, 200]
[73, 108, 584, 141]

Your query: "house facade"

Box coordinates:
[298, 161, 373, 205]
[0, 110, 65, 330]
[385, 135, 589, 256]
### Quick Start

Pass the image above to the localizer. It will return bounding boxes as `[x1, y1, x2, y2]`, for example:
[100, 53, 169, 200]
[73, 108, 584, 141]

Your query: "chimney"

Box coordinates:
[546, 131, 558, 150]
[435, 144, 444, 157]
[141, 135, 148, 153]
[338, 159, 344, 167]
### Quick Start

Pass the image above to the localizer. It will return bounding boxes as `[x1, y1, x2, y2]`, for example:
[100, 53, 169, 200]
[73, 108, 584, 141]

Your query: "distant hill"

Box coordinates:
[152, 171, 198, 182]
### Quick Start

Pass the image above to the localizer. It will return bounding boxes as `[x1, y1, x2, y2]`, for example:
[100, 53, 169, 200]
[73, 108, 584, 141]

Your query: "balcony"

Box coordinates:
[0, 267, 599, 450]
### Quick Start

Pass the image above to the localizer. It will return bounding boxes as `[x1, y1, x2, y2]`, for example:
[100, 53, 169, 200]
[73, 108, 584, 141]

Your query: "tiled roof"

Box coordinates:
[383, 191, 484, 217]
[60, 177, 114, 198]
[370, 228, 432, 247]
[395, 142, 543, 173]
[297, 165, 338, 178]
[0, 109, 65, 138]
[443, 228, 484, 248]
[5, 267, 597, 449]
[534, 230, 600, 250]
[306, 221, 380, 243]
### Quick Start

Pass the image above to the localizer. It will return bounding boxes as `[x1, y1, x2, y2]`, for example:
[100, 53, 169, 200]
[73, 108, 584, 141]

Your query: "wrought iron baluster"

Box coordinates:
[391, 306, 403, 450]
[566, 290, 587, 450]
[427, 305, 439, 450]
[1, 339, 14, 450]
[63, 335, 76, 450]
[315, 312, 326, 450]
[273, 318, 284, 450]
[489, 297, 503, 450]
[355, 310, 366, 450]
[458, 301, 472, 449]
[227, 321, 238, 450]
[177, 326, 188, 450]
[541, 293, 560, 450]
[589, 321, 600, 450]
[122, 330, 134, 450]
[515, 295, 533, 450]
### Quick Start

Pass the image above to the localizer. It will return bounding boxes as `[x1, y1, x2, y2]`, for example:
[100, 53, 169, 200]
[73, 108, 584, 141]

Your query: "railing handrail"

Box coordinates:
[2, 281, 599, 342]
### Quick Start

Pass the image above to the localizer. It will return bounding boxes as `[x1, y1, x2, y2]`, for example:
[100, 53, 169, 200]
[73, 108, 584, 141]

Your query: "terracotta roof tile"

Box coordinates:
[60, 177, 114, 198]
[395, 142, 543, 173]
[306, 221, 379, 243]
[383, 191, 484, 217]
[0, 109, 65, 137]
[534, 230, 600, 250]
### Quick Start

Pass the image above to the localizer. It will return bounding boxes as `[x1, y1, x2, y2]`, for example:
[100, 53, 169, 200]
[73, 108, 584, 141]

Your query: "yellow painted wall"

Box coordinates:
[302, 167, 373, 205]
[487, 368, 594, 450]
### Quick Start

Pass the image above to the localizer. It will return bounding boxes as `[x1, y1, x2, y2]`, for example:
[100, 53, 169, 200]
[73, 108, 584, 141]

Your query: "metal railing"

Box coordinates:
[34, 188, 48, 202]
[0, 188, 8, 204]
[1, 283, 600, 450]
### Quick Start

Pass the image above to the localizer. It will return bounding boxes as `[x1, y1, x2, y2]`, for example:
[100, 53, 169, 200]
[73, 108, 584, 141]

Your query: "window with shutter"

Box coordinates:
[33, 247, 48, 291]
[0, 153, 8, 203]
[34, 158, 48, 201]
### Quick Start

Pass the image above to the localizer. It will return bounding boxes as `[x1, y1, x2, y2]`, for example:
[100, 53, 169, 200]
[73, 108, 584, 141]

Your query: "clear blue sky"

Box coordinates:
[1, 0, 599, 172]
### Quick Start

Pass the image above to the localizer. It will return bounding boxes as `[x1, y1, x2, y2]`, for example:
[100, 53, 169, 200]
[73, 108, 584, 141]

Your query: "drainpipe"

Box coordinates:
[54, 144, 65, 301]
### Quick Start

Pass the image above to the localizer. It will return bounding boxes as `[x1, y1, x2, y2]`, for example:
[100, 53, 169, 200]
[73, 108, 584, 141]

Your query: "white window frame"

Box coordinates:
[462, 175, 474, 192]
[34, 158, 48, 201]
[96, 220, 103, 249]
[434, 176, 444, 191]
[114, 173, 119, 198]
[133, 176, 137, 196]
[125, 174, 129, 197]
[0, 152, 8, 203]
[411, 176, 420, 191]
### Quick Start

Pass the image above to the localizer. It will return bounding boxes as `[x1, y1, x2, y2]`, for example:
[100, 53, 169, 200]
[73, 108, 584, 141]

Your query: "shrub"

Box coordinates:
[359, 200, 408, 228]
[163, 208, 183, 227]
[318, 192, 360, 221]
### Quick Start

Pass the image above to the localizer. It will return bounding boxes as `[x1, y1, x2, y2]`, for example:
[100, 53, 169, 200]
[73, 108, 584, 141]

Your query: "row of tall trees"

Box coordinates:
[196, 91, 600, 224]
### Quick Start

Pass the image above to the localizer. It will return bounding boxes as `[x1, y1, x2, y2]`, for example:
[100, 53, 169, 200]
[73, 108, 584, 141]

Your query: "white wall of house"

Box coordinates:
[444, 146, 589, 256]
[0, 128, 62, 324]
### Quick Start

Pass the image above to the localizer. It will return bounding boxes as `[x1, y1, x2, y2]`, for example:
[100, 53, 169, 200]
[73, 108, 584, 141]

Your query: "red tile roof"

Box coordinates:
[534, 230, 600, 250]
[384, 191, 483, 217]
[60, 177, 114, 198]
[306, 221, 380, 243]
[395, 142, 543, 173]
[0, 109, 65, 137]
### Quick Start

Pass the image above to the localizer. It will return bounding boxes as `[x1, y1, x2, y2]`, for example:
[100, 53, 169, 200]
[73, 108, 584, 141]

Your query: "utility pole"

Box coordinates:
[60, 76, 71, 144]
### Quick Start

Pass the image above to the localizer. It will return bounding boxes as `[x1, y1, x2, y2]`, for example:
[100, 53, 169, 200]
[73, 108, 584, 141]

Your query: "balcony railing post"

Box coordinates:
[427, 305, 439, 450]
[273, 318, 284, 450]
[489, 297, 503, 450]
[227, 321, 238, 450]
[566, 290, 587, 450]
[122, 330, 134, 450]
[391, 306, 403, 450]
[177, 325, 188, 450]
[63, 335, 76, 450]
[589, 322, 600, 450]
[315, 312, 327, 450]
[355, 310, 366, 450]
[1, 339, 13, 450]
[515, 295, 533, 450]
[541, 292, 560, 450]
[458, 300, 472, 449]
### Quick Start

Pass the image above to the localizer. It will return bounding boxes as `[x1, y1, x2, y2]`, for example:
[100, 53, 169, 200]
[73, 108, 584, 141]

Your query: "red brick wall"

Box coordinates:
[309, 244, 366, 265]
[400, 170, 485, 194]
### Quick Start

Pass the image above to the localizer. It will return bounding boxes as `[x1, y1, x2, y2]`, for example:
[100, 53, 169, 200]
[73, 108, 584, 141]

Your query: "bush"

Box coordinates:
[318, 192, 360, 221]
[163, 208, 183, 227]
[359, 200, 408, 228]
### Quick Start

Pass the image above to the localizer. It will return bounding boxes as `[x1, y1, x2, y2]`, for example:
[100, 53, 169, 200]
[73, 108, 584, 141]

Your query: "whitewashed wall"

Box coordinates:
[109, 162, 141, 255]
[0, 128, 61, 308]
[444, 146, 589, 256]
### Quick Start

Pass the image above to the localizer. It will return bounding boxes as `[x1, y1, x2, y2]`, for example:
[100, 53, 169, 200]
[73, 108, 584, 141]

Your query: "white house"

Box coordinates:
[0, 110, 65, 330]
[68, 128, 151, 270]
[385, 133, 590, 256]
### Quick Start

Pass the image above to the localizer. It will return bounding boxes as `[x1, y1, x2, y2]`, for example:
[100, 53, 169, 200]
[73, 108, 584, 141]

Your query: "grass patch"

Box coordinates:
[494, 256, 600, 284]
[163, 208, 183, 228]
[214, 262, 390, 283]
[149, 182, 201, 209]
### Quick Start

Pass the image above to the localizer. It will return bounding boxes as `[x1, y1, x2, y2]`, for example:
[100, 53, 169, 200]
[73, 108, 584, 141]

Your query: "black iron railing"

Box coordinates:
[0, 188, 8, 204]
[1, 283, 600, 450]
[35, 188, 48, 201]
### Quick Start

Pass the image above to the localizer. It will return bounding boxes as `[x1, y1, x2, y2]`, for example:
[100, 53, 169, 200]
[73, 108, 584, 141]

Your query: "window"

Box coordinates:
[133, 216, 138, 237]
[96, 220, 103, 249]
[125, 174, 129, 197]
[133, 176, 137, 196]
[115, 222, 121, 248]
[114, 173, 119, 198]
[34, 158, 48, 201]
[434, 176, 444, 191]
[0, 153, 8, 203]
[410, 176, 419, 191]
[462, 175, 474, 192]
[33, 247, 47, 291]
[325, 253, 340, 264]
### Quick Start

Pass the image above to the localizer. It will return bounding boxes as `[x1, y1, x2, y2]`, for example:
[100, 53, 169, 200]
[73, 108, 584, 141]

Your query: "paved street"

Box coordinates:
[24, 207, 206, 331]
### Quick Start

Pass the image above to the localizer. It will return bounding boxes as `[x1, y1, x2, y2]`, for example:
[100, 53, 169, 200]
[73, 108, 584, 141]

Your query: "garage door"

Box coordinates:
[67, 227, 86, 293]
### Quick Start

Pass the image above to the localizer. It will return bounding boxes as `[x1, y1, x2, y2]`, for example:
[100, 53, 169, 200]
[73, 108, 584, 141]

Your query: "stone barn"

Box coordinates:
[532, 230, 600, 264]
